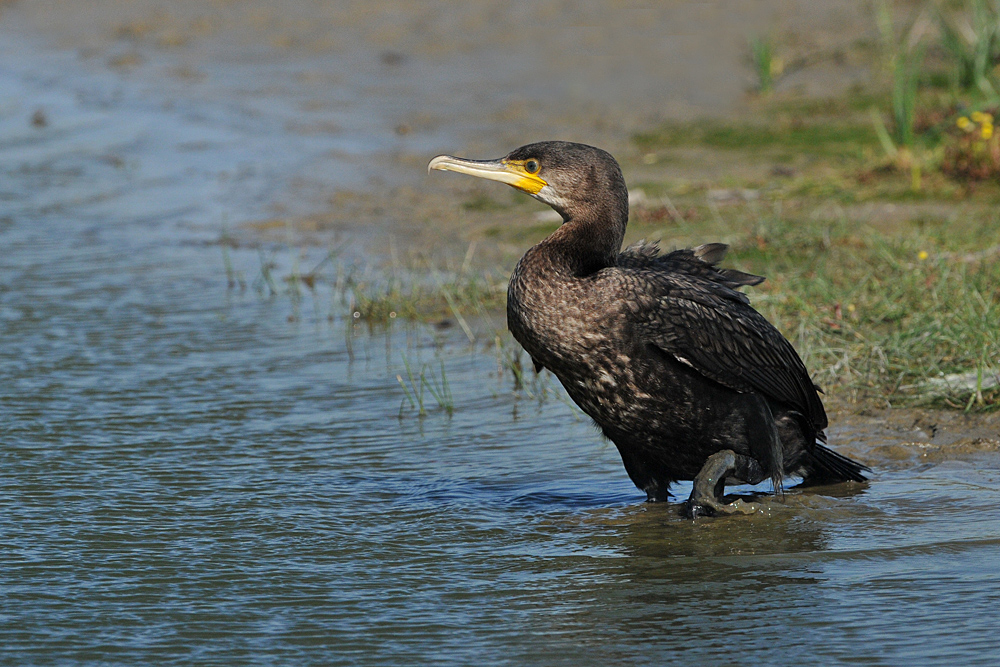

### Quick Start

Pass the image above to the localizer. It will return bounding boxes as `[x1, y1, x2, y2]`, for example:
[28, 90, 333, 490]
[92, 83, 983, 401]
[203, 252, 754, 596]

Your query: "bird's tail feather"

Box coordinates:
[801, 442, 870, 484]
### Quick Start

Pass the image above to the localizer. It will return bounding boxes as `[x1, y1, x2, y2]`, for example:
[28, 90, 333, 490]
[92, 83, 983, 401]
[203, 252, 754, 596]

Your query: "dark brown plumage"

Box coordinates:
[430, 141, 868, 517]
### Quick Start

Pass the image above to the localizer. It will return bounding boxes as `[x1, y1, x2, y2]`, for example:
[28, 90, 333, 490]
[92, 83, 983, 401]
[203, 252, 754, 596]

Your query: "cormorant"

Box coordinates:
[429, 141, 868, 517]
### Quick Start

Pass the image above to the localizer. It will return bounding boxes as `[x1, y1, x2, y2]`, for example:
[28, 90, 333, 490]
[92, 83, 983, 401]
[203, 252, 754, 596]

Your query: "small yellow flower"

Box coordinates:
[971, 111, 987, 123]
[918, 250, 929, 261]
[957, 116, 972, 131]
[982, 123, 994, 139]
[847, 303, 856, 313]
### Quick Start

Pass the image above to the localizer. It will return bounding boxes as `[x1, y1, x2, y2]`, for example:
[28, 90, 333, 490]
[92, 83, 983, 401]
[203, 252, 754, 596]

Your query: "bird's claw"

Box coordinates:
[684, 496, 760, 519]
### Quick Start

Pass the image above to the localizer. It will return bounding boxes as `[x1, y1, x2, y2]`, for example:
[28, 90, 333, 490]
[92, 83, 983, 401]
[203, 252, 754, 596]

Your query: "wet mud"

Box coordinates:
[832, 403, 1000, 470]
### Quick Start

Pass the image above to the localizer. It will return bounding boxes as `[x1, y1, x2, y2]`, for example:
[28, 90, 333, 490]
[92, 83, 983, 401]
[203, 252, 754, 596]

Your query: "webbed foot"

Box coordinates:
[683, 449, 767, 519]
[685, 495, 760, 518]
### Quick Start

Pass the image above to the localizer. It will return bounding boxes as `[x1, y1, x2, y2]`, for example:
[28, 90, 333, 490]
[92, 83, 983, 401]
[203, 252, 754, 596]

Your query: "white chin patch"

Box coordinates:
[533, 185, 569, 213]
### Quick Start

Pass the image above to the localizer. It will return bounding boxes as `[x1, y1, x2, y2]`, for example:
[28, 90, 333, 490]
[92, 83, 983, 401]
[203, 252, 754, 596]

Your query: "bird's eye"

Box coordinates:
[524, 159, 540, 174]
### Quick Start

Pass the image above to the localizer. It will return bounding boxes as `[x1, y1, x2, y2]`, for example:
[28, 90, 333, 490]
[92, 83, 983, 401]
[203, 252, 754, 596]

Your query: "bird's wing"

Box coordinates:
[620, 242, 765, 293]
[618, 244, 827, 429]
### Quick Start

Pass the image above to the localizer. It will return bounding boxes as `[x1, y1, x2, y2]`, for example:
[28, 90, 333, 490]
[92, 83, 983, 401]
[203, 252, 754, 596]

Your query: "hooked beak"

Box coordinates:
[427, 154, 546, 195]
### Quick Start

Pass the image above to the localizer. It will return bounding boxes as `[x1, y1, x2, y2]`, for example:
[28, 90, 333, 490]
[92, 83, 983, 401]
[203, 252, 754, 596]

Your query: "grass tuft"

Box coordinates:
[397, 356, 454, 417]
[935, 0, 1000, 94]
[730, 215, 1000, 411]
[749, 35, 781, 95]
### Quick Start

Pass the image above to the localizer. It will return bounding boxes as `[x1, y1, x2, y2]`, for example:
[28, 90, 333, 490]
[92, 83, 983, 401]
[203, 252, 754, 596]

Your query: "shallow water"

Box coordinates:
[3, 5, 1000, 666]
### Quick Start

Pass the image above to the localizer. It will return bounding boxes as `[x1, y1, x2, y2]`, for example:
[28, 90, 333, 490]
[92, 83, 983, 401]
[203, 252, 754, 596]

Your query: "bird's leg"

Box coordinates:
[644, 481, 670, 503]
[685, 450, 765, 518]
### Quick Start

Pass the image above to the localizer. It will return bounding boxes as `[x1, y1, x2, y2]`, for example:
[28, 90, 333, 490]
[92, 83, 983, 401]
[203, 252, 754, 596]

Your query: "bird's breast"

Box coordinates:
[507, 259, 648, 424]
[507, 258, 601, 367]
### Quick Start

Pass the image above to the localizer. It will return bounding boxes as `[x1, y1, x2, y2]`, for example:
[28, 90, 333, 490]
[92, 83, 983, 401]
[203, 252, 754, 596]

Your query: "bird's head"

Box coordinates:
[428, 141, 628, 225]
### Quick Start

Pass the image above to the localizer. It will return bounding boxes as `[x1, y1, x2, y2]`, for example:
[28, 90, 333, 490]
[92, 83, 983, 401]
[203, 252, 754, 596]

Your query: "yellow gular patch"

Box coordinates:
[503, 160, 547, 195]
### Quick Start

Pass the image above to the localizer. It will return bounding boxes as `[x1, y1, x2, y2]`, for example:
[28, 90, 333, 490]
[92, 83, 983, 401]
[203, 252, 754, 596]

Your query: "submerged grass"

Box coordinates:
[397, 356, 454, 417]
[240, 242, 508, 326]
[348, 270, 507, 325]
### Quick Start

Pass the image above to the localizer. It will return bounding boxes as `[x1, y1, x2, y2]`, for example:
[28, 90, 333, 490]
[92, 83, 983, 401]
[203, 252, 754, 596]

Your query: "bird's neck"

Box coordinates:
[543, 205, 628, 276]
